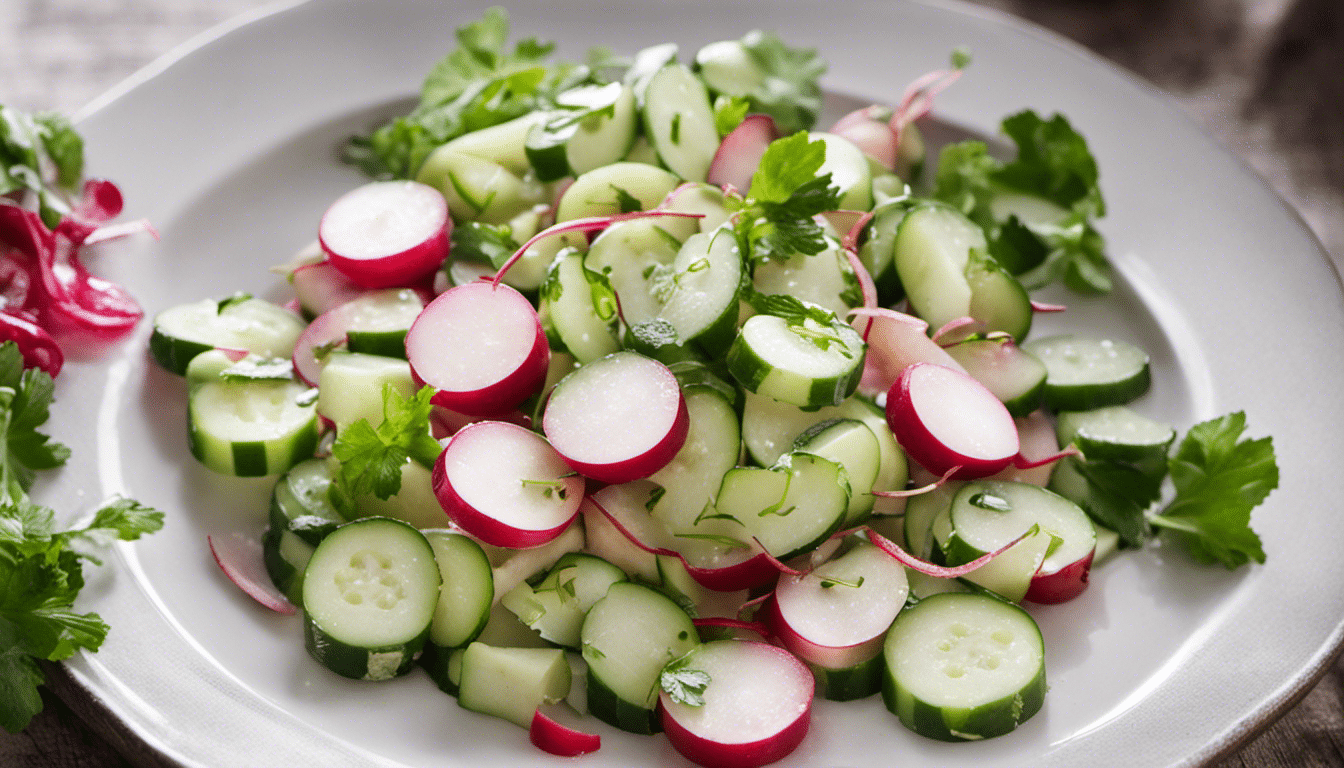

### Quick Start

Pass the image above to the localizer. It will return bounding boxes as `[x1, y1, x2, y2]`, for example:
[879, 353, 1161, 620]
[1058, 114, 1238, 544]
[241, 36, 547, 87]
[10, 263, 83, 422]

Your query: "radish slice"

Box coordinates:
[886, 362, 1019, 479]
[207, 533, 297, 615]
[991, 411, 1060, 486]
[319, 180, 450, 288]
[706, 114, 779, 194]
[765, 542, 908, 670]
[291, 288, 426, 386]
[429, 404, 530, 439]
[1027, 549, 1095, 605]
[848, 307, 965, 397]
[659, 640, 813, 768]
[530, 706, 601, 757]
[406, 282, 550, 417]
[542, 352, 688, 483]
[290, 261, 368, 317]
[431, 421, 584, 548]
[830, 106, 898, 170]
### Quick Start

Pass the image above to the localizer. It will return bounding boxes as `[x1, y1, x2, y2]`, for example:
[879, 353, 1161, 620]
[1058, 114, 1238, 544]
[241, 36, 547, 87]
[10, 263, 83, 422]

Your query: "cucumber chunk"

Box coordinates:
[301, 517, 441, 681]
[188, 378, 318, 477]
[457, 643, 572, 728]
[882, 592, 1046, 741]
[1023, 335, 1151, 411]
[150, 294, 305, 376]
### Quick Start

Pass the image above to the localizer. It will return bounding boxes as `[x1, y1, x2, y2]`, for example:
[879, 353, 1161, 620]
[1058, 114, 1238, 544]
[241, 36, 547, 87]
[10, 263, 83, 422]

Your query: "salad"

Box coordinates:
[146, 8, 1278, 767]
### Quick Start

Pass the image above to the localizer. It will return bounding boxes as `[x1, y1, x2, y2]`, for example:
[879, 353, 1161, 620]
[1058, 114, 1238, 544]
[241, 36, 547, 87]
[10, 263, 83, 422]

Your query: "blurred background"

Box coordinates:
[1, 0, 1341, 765]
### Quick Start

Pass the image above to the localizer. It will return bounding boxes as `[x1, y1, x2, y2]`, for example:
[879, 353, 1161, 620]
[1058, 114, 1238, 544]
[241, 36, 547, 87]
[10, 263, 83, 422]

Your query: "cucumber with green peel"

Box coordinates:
[727, 311, 865, 409]
[903, 481, 965, 560]
[262, 527, 313, 604]
[555, 162, 681, 222]
[837, 397, 909, 516]
[811, 652, 886, 702]
[654, 226, 743, 357]
[893, 202, 1031, 340]
[501, 552, 628, 649]
[424, 531, 494, 650]
[712, 452, 849, 560]
[353, 459, 451, 530]
[858, 199, 912, 306]
[269, 458, 345, 547]
[1022, 334, 1151, 411]
[693, 39, 764, 99]
[526, 82, 638, 182]
[435, 112, 546, 175]
[336, 288, 425, 358]
[581, 582, 699, 734]
[943, 336, 1047, 417]
[645, 385, 741, 534]
[188, 377, 319, 477]
[316, 352, 416, 432]
[301, 517, 441, 681]
[930, 502, 1050, 603]
[622, 319, 705, 366]
[751, 238, 863, 320]
[641, 63, 720, 182]
[585, 218, 692, 328]
[942, 480, 1096, 604]
[416, 149, 549, 225]
[537, 247, 621, 364]
[1055, 405, 1175, 473]
[457, 643, 572, 728]
[150, 294, 305, 376]
[791, 418, 881, 524]
[419, 643, 465, 696]
[662, 182, 732, 233]
[882, 592, 1046, 741]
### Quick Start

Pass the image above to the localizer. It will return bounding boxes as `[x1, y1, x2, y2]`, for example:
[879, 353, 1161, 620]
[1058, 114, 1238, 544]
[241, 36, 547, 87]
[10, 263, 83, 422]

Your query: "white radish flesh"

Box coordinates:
[431, 421, 584, 548]
[208, 533, 297, 615]
[319, 180, 450, 288]
[290, 261, 366, 317]
[659, 640, 813, 768]
[406, 282, 549, 417]
[849, 307, 966, 398]
[886, 362, 1019, 478]
[542, 352, 688, 483]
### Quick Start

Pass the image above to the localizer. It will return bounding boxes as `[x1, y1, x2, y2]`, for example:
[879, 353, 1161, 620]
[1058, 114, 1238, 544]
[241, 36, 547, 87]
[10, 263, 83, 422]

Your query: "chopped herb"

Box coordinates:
[660, 652, 711, 707]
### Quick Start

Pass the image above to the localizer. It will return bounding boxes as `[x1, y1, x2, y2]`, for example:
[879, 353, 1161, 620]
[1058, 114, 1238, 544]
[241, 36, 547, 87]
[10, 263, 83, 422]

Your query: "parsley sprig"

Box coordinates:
[0, 105, 84, 229]
[328, 385, 441, 515]
[732, 132, 843, 266]
[0, 342, 164, 732]
[659, 652, 711, 707]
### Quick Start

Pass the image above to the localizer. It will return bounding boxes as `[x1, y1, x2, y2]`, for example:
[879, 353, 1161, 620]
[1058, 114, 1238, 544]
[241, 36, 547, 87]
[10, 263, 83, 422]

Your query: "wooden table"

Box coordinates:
[2, 0, 1342, 765]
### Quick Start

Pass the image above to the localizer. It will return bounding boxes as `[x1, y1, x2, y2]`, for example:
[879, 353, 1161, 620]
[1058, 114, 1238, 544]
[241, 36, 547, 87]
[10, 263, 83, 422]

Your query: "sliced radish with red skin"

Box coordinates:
[431, 421, 584, 548]
[207, 533, 297, 615]
[428, 404, 530, 439]
[543, 352, 688, 483]
[659, 640, 813, 768]
[706, 114, 779, 193]
[530, 706, 601, 757]
[765, 542, 909, 670]
[319, 180, 450, 288]
[587, 491, 777, 593]
[1027, 549, 1094, 604]
[886, 362, 1019, 479]
[829, 107, 899, 170]
[406, 282, 550, 417]
[849, 307, 965, 398]
[990, 411, 1059, 487]
[290, 261, 367, 317]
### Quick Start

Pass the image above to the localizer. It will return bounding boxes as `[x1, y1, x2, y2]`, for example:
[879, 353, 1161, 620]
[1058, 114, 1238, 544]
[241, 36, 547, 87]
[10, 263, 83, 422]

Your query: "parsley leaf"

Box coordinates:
[736, 31, 826, 134]
[0, 495, 163, 732]
[712, 95, 750, 137]
[1150, 412, 1277, 569]
[0, 344, 69, 499]
[344, 8, 589, 179]
[736, 132, 842, 264]
[329, 385, 441, 513]
[996, 110, 1105, 218]
[451, 221, 520, 270]
[660, 653, 712, 707]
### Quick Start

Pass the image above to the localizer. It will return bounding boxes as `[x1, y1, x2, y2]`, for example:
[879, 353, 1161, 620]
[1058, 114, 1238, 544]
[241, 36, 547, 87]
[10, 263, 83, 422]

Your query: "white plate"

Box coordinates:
[42, 0, 1344, 766]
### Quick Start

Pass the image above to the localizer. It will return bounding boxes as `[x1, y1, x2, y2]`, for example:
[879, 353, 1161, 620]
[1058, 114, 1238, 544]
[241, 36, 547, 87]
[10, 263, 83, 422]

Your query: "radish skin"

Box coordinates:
[706, 114, 779, 193]
[659, 640, 813, 768]
[406, 282, 550, 417]
[319, 180, 450, 288]
[530, 707, 601, 756]
[207, 534, 297, 615]
[886, 362, 1019, 479]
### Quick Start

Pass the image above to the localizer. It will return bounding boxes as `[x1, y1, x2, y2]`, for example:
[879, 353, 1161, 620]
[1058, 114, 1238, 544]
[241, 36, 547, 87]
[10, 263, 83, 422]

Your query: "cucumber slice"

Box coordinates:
[501, 552, 628, 649]
[655, 226, 743, 357]
[792, 418, 881, 524]
[713, 452, 848, 560]
[301, 517, 441, 680]
[353, 459, 450, 530]
[944, 338, 1047, 418]
[641, 63, 720, 182]
[526, 82, 638, 181]
[751, 238, 862, 319]
[943, 481, 1096, 583]
[581, 582, 699, 734]
[269, 458, 345, 548]
[858, 200, 911, 306]
[882, 592, 1046, 741]
[902, 481, 964, 560]
[340, 288, 425, 359]
[809, 132, 872, 211]
[316, 351, 416, 432]
[538, 247, 621, 363]
[416, 149, 548, 225]
[1022, 335, 1151, 411]
[1055, 405, 1175, 473]
[555, 162, 680, 223]
[150, 294, 305, 376]
[585, 218, 694, 328]
[262, 526, 314, 604]
[727, 311, 864, 409]
[646, 386, 741, 534]
[435, 112, 545, 175]
[424, 531, 493, 650]
[188, 378, 318, 477]
[813, 652, 886, 702]
[457, 643, 572, 728]
[694, 39, 764, 98]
